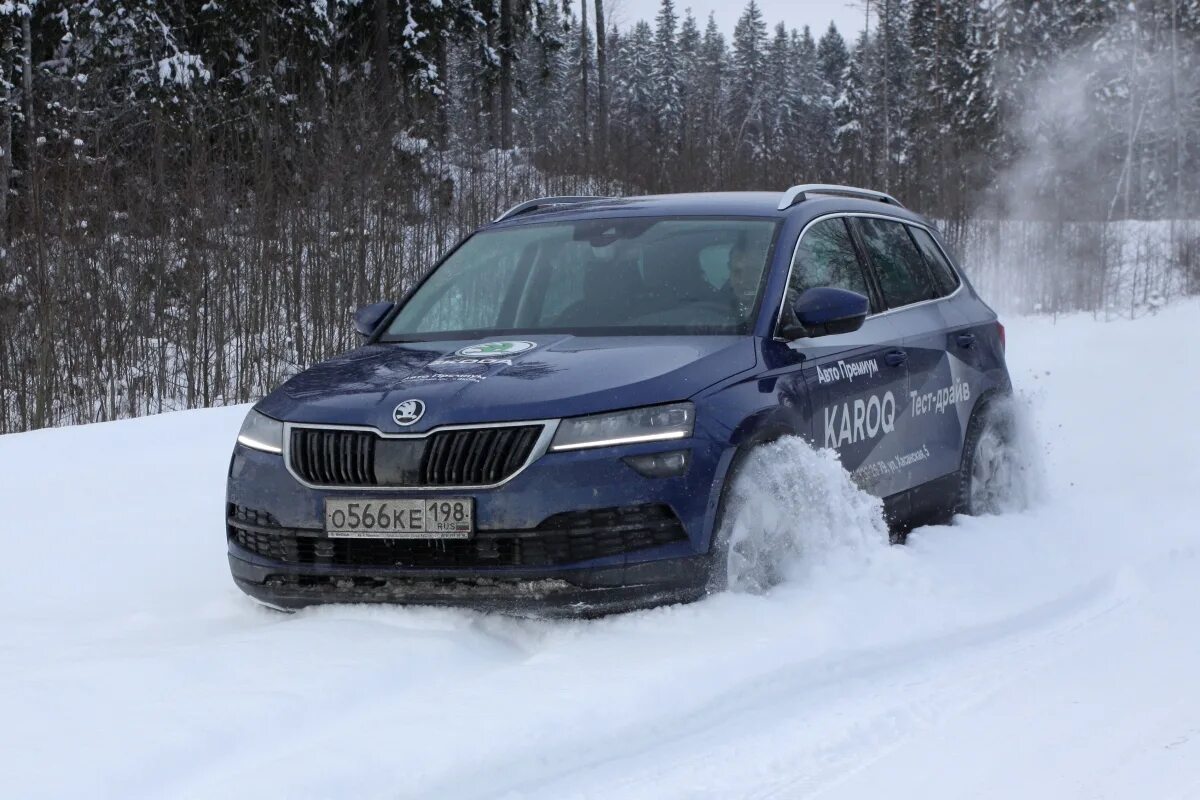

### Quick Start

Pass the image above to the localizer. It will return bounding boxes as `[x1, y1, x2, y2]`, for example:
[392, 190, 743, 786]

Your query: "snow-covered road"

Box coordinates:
[3, 304, 1199, 800]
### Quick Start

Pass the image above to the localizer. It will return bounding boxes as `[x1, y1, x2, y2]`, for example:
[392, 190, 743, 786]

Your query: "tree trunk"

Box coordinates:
[1123, 6, 1137, 219]
[579, 0, 591, 167]
[22, 12, 50, 429]
[373, 0, 393, 124]
[881, 0, 891, 192]
[1171, 0, 1183, 220]
[594, 0, 609, 168]
[499, 0, 514, 150]
[0, 22, 12, 253]
[484, 14, 499, 148]
[20, 10, 30, 196]
[434, 28, 449, 147]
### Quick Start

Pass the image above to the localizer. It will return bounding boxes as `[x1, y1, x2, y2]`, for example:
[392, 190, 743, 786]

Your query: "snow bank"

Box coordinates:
[2, 301, 1199, 799]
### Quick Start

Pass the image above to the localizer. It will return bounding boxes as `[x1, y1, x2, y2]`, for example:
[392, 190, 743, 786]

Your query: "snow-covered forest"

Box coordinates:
[0, 0, 1197, 431]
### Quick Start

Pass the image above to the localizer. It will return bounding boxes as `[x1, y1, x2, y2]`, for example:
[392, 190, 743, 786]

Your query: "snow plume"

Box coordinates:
[972, 392, 1047, 516]
[998, 54, 1094, 220]
[715, 396, 1045, 595]
[969, 22, 1195, 315]
[994, 41, 1179, 222]
[717, 437, 890, 593]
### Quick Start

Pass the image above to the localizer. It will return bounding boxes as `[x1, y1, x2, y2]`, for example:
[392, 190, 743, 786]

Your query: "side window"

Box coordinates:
[787, 217, 872, 301]
[907, 226, 961, 296]
[853, 217, 939, 309]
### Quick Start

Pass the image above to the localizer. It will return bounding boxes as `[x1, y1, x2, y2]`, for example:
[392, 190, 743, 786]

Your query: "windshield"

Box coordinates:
[384, 217, 777, 340]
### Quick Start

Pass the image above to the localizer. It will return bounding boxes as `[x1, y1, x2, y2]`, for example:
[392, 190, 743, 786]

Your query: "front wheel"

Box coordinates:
[706, 437, 891, 594]
[706, 450, 779, 595]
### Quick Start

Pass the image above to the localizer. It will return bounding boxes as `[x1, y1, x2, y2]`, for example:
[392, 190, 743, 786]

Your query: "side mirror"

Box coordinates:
[353, 301, 395, 337]
[780, 287, 870, 339]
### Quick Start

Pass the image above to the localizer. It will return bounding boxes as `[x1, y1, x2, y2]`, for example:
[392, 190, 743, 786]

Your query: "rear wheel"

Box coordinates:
[958, 401, 1017, 516]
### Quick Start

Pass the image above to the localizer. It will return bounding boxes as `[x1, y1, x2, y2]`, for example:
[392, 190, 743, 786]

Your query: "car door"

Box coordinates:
[849, 216, 965, 492]
[781, 216, 912, 501]
[906, 223, 1004, 474]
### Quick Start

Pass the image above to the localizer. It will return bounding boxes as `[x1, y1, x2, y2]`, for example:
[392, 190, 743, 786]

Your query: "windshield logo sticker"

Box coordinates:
[816, 357, 880, 385]
[456, 341, 537, 358]
[824, 391, 896, 449]
[392, 398, 426, 426]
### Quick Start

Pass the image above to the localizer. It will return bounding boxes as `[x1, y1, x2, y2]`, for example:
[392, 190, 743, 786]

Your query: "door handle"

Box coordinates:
[885, 350, 908, 367]
[956, 332, 977, 349]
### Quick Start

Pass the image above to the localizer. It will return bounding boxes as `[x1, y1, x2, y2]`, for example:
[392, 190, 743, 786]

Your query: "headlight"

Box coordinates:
[551, 403, 694, 452]
[237, 408, 284, 454]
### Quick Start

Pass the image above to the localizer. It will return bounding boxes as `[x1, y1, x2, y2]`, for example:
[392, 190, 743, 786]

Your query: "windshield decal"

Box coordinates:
[429, 356, 514, 367]
[401, 372, 485, 384]
[456, 341, 537, 357]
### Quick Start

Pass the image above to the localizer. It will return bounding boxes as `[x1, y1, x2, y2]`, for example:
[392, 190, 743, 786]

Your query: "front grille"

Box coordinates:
[229, 503, 687, 569]
[421, 426, 542, 486]
[289, 424, 543, 488]
[290, 429, 377, 486]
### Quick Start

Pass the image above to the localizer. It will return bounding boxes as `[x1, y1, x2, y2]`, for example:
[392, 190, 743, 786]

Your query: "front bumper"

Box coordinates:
[226, 433, 734, 615]
[229, 551, 711, 615]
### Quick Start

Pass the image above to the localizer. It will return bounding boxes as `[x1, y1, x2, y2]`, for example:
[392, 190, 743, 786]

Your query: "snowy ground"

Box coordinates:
[4, 303, 1200, 800]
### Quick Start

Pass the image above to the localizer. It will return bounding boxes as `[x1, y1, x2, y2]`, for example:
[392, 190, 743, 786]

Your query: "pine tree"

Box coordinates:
[835, 33, 871, 186]
[765, 23, 798, 180]
[613, 20, 655, 179]
[794, 24, 835, 180]
[909, 0, 968, 212]
[730, 0, 768, 184]
[817, 22, 849, 92]
[697, 13, 728, 185]
[652, 0, 681, 185]
[865, 0, 912, 193]
[955, 2, 998, 219]
[676, 10, 703, 185]
[519, 0, 571, 160]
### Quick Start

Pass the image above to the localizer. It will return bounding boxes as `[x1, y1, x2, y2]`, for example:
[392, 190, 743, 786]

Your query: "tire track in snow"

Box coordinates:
[407, 569, 1139, 799]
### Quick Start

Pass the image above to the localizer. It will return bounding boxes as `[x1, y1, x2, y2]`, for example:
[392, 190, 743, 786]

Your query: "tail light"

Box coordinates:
[997, 321, 1006, 352]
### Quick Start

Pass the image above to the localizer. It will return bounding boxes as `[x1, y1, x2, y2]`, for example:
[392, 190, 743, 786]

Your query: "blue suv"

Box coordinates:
[227, 186, 1011, 613]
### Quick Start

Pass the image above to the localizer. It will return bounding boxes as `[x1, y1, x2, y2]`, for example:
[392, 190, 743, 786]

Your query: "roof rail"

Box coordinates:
[493, 195, 613, 222]
[778, 184, 904, 211]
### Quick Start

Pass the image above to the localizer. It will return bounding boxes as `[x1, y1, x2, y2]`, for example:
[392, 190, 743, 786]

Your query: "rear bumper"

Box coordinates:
[229, 549, 711, 616]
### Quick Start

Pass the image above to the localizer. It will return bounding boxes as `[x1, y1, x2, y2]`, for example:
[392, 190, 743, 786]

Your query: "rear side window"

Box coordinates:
[787, 218, 872, 301]
[907, 226, 961, 296]
[853, 217, 939, 309]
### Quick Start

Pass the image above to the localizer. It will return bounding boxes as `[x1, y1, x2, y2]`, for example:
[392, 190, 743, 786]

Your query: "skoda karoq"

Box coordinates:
[227, 186, 1011, 613]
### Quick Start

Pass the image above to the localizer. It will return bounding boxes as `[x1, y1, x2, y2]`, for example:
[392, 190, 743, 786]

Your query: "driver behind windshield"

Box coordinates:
[722, 229, 772, 318]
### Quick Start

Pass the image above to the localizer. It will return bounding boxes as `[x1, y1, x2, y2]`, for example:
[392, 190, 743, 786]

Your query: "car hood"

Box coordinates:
[257, 334, 757, 432]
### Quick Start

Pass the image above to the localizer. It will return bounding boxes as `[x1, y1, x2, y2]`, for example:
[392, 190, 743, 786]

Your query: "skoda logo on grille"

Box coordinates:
[393, 399, 426, 427]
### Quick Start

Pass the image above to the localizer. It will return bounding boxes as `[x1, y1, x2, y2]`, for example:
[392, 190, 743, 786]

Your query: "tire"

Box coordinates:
[705, 443, 780, 595]
[957, 399, 1018, 516]
[707, 432, 896, 592]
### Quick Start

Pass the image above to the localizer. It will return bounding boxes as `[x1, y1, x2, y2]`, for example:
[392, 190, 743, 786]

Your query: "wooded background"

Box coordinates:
[0, 0, 1197, 431]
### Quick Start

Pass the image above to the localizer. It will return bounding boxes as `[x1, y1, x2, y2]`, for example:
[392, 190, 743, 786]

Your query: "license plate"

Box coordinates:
[324, 498, 473, 539]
